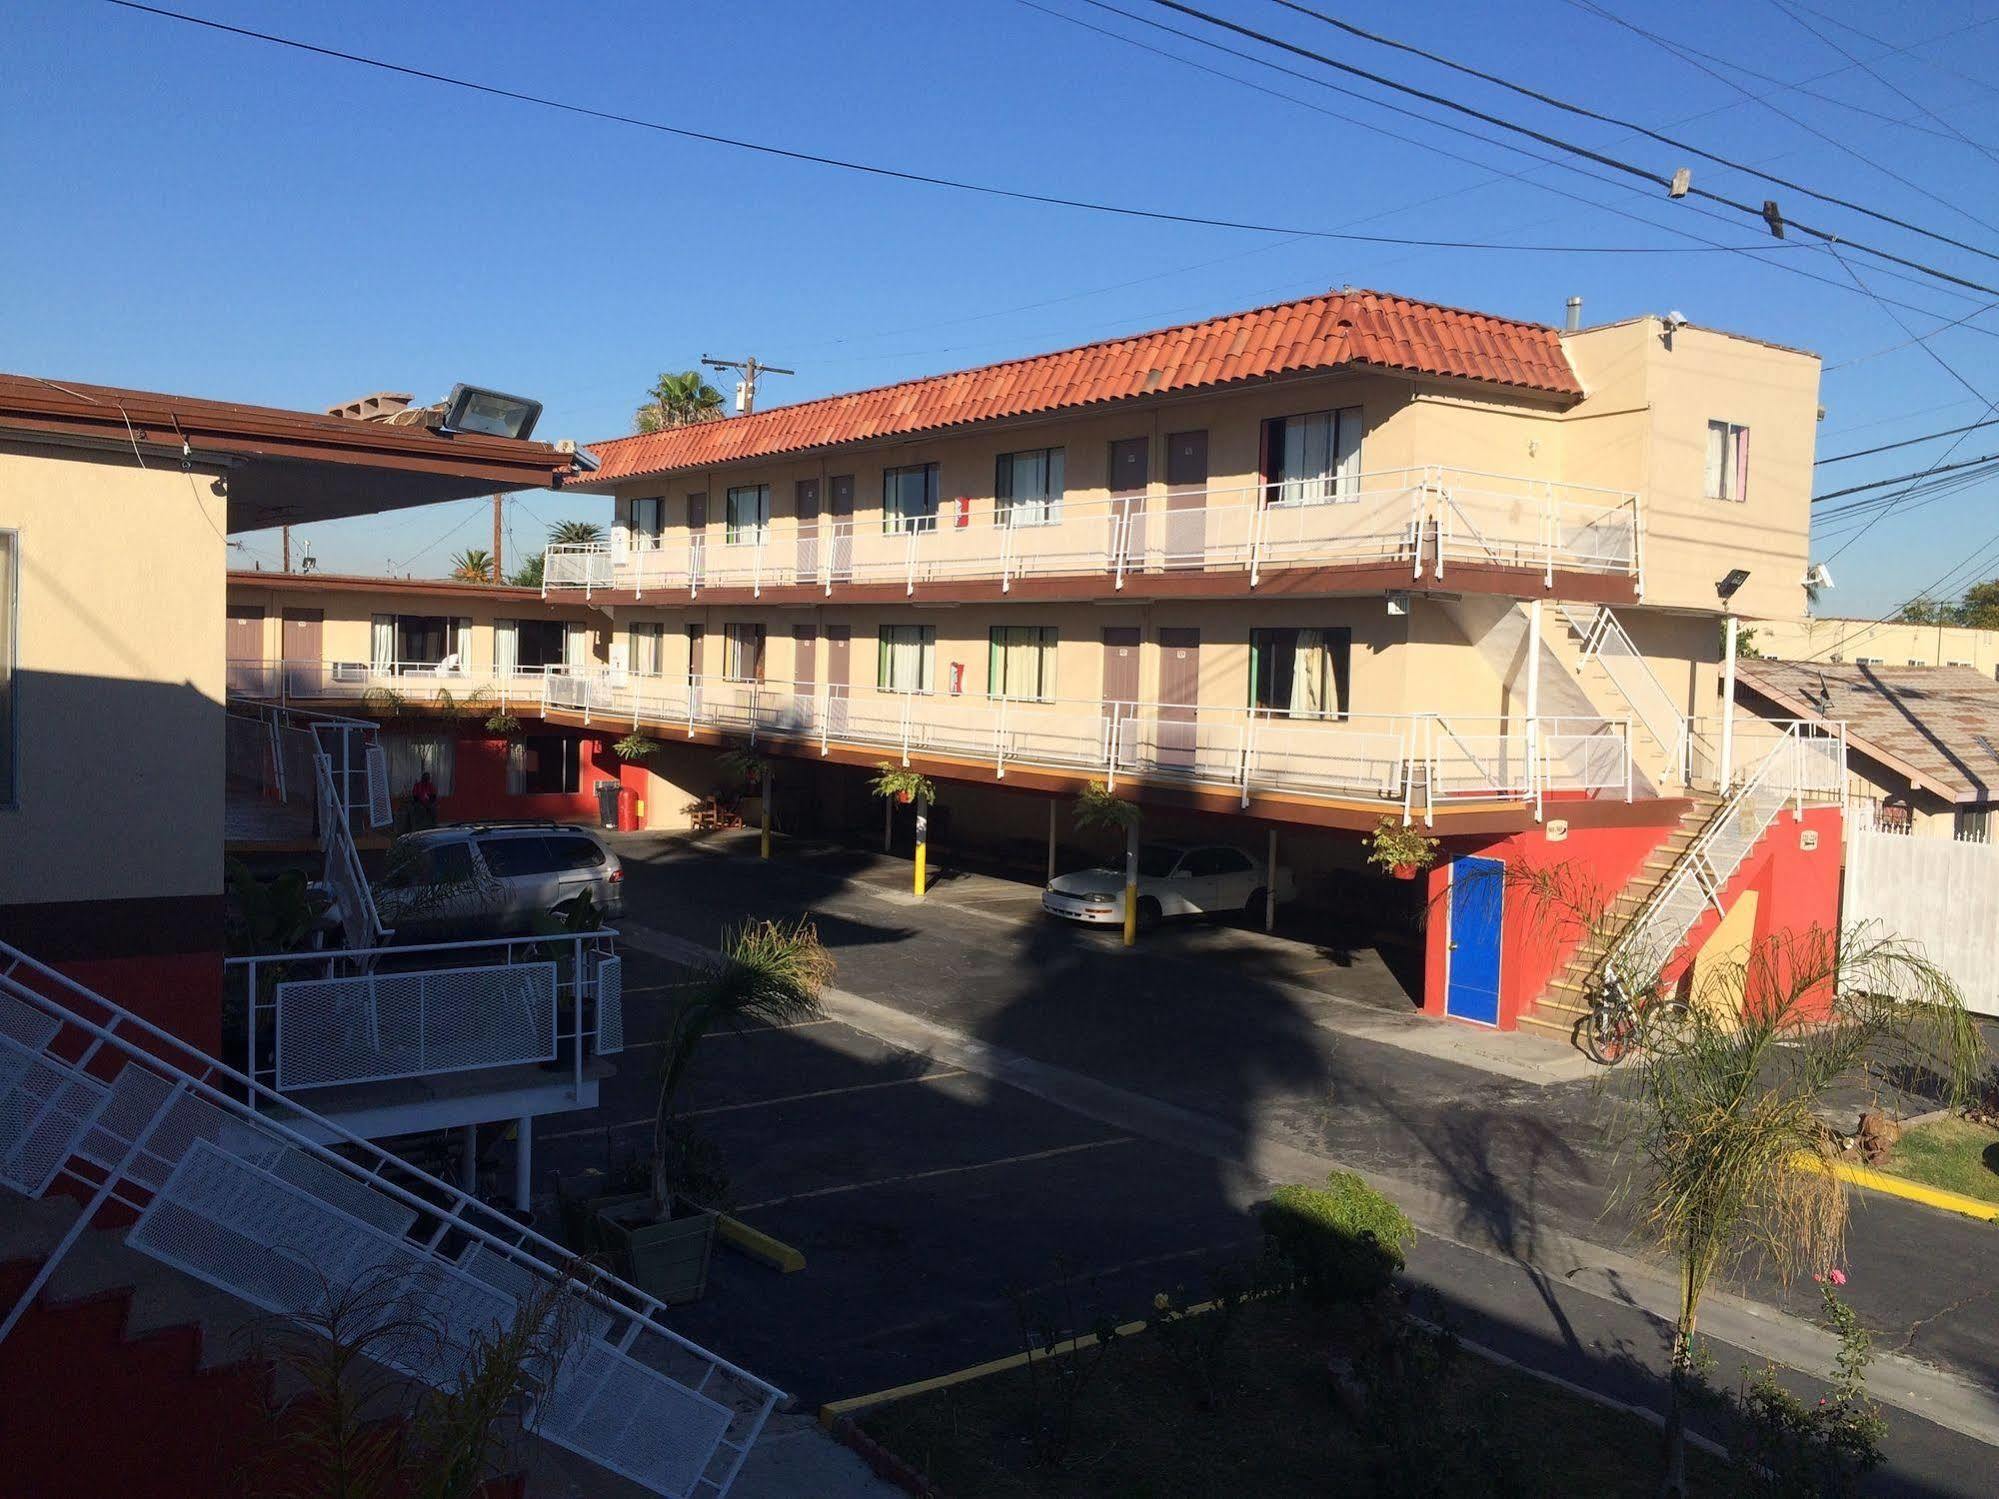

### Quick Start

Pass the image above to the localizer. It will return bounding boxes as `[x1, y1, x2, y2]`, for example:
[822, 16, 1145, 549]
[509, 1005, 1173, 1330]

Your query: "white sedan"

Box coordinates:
[1042, 842, 1295, 929]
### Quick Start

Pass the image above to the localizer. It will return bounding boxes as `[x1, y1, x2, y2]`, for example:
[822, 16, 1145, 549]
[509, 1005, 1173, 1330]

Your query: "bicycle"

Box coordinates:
[1580, 979, 1689, 1066]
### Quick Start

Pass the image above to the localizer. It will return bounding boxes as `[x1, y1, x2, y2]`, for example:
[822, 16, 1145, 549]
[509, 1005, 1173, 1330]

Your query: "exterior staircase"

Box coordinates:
[0, 939, 782, 1499]
[1547, 603, 1693, 794]
[1518, 789, 1723, 1045]
[1519, 722, 1845, 1047]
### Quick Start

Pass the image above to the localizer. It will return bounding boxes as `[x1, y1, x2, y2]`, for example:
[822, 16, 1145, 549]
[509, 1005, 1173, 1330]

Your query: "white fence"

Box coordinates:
[1844, 823, 1999, 1016]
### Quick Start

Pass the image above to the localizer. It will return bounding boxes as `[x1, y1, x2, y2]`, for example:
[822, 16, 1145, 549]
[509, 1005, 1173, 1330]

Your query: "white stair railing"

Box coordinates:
[0, 939, 781, 1498]
[1560, 604, 1687, 776]
[1598, 722, 1845, 1001]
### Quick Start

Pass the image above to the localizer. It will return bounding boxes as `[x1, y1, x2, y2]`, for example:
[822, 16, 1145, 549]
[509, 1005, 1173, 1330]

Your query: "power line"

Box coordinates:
[1812, 450, 1999, 502]
[1555, 0, 1999, 232]
[1272, 0, 1999, 247]
[1759, 0, 1999, 169]
[1816, 419, 1999, 465]
[98, 2, 1767, 258]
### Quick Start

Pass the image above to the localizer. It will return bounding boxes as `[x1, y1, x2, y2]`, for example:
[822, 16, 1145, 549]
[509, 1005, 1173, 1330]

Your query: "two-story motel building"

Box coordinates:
[500, 289, 1845, 1039]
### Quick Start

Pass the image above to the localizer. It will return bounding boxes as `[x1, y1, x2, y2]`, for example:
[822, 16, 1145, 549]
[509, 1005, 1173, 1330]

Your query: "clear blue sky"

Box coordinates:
[6, 0, 1999, 616]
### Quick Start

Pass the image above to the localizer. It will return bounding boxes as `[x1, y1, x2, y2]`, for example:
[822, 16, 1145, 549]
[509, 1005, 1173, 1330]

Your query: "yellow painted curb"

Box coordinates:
[1795, 1152, 1999, 1223]
[716, 1214, 807, 1273]
[818, 1299, 1219, 1427]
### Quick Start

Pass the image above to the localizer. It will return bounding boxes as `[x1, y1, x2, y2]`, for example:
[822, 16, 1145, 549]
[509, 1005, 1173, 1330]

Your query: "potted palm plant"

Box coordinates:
[594, 918, 833, 1301]
[1366, 818, 1440, 881]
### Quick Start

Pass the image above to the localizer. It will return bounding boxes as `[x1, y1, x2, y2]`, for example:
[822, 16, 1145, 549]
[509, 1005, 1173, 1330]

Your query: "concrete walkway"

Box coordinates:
[732, 1415, 905, 1499]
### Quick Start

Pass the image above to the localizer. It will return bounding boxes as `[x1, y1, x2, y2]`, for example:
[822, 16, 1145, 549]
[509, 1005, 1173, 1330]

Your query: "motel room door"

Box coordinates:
[1165, 430, 1208, 569]
[825, 624, 851, 738]
[226, 605, 265, 692]
[1446, 856, 1505, 1026]
[1101, 626, 1141, 768]
[795, 478, 821, 583]
[1156, 627, 1199, 771]
[281, 608, 324, 696]
[1109, 436, 1149, 573]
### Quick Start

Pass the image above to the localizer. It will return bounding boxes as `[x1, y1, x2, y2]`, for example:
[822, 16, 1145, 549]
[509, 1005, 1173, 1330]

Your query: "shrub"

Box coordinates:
[1260, 1171, 1415, 1301]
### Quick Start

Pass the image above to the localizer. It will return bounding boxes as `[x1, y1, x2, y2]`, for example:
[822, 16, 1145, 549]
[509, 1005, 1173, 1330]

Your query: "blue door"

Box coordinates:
[1446, 856, 1504, 1026]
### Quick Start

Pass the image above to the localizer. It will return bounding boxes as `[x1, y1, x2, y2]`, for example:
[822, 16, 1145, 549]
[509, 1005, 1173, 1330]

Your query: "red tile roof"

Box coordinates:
[579, 289, 1582, 485]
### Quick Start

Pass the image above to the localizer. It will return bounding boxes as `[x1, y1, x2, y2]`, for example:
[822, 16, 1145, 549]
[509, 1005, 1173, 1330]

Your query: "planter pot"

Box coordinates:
[895, 790, 913, 804]
[555, 1173, 635, 1254]
[595, 1194, 718, 1303]
[1392, 864, 1418, 881]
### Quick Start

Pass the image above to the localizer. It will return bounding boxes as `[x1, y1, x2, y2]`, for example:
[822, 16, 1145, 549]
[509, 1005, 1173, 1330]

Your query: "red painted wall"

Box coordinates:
[1422, 818, 1675, 1030]
[405, 726, 630, 828]
[53, 952, 223, 1057]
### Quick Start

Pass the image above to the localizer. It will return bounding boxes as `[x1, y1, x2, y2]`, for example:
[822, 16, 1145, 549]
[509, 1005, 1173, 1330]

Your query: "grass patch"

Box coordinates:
[1877, 1116, 1999, 1205]
[857, 1298, 1739, 1498]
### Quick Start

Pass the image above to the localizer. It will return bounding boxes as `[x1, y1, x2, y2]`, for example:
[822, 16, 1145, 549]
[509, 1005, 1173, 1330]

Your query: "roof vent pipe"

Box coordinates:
[1564, 296, 1583, 333]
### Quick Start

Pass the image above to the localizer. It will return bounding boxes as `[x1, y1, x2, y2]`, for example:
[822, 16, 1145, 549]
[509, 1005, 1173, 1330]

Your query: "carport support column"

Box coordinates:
[1046, 799, 1058, 885]
[459, 1125, 478, 1195]
[760, 774, 772, 859]
[1720, 613, 1739, 792]
[513, 1116, 533, 1214]
[913, 793, 929, 897]
[1265, 827, 1277, 933]
[883, 794, 893, 853]
[1122, 820, 1140, 947]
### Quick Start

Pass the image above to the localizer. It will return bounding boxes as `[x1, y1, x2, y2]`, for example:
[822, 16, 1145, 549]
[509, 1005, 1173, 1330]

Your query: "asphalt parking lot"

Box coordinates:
[535, 944, 1266, 1404]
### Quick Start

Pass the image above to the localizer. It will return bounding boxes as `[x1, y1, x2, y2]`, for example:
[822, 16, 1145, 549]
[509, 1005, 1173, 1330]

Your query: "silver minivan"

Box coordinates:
[376, 822, 625, 941]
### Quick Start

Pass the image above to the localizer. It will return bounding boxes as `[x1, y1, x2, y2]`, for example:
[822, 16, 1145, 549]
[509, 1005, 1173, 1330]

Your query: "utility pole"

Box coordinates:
[701, 354, 794, 416]
[491, 494, 504, 583]
[281, 525, 291, 572]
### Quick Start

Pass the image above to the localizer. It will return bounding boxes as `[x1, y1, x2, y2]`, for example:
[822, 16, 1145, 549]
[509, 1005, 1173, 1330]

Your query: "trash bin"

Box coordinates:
[595, 778, 621, 831]
[617, 785, 640, 832]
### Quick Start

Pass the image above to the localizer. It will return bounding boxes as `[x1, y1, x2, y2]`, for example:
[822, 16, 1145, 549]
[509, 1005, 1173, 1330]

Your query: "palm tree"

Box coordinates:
[1616, 923, 1981, 1497]
[635, 370, 726, 434]
[648, 919, 832, 1213]
[449, 547, 494, 583]
[546, 519, 603, 549]
[508, 553, 544, 589]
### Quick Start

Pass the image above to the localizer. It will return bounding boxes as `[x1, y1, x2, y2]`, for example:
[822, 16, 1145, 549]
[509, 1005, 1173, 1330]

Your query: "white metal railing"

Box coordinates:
[235, 931, 623, 1099]
[1559, 603, 1688, 778]
[1598, 720, 1846, 1000]
[231, 659, 572, 712]
[0, 939, 779, 1497]
[552, 672, 1634, 825]
[544, 467, 1641, 598]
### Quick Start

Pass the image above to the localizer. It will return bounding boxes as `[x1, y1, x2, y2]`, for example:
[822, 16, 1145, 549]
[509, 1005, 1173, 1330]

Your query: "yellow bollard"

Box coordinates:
[1121, 823, 1139, 947]
[913, 794, 928, 896]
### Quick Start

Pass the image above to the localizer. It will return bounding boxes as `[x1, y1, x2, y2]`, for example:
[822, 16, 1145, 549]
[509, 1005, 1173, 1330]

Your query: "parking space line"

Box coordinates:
[733, 1136, 1135, 1213]
[536, 1068, 969, 1143]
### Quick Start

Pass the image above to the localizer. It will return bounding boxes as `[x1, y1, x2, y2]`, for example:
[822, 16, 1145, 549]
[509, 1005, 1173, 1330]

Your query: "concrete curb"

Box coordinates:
[1798, 1153, 1999, 1224]
[717, 1214, 808, 1273]
[820, 1416, 945, 1499]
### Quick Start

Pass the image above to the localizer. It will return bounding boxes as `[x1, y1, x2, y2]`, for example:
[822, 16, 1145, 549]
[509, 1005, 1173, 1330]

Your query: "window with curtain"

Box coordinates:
[384, 732, 455, 795]
[1249, 627, 1351, 718]
[370, 614, 395, 672]
[724, 623, 765, 682]
[564, 621, 592, 670]
[878, 624, 935, 693]
[996, 448, 1066, 527]
[1705, 420, 1751, 501]
[1267, 408, 1364, 504]
[724, 484, 770, 544]
[629, 495, 664, 544]
[0, 531, 14, 804]
[494, 619, 517, 675]
[987, 625, 1059, 701]
[628, 622, 664, 677]
[882, 463, 939, 534]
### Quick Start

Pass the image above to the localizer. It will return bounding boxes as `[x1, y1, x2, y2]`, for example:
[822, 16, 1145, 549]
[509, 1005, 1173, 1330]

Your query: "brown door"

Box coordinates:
[793, 626, 818, 689]
[1165, 430, 1207, 569]
[1109, 437, 1149, 573]
[226, 606, 265, 692]
[686, 492, 708, 587]
[828, 475, 855, 582]
[1156, 627, 1200, 770]
[824, 624, 851, 736]
[281, 608, 323, 696]
[795, 478, 821, 583]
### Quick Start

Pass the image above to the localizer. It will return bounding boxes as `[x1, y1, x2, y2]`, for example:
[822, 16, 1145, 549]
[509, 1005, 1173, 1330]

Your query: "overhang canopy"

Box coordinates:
[0, 373, 574, 530]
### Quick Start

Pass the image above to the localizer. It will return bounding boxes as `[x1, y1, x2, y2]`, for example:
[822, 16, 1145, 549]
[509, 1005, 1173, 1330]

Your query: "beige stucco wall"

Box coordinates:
[1747, 617, 1999, 674]
[2, 444, 227, 906]
[1560, 319, 1820, 623]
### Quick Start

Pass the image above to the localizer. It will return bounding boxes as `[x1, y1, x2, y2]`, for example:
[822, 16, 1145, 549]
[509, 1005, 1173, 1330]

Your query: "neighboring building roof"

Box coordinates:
[225, 569, 561, 604]
[0, 372, 575, 530]
[576, 289, 1583, 487]
[1737, 661, 1999, 803]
